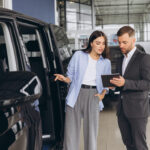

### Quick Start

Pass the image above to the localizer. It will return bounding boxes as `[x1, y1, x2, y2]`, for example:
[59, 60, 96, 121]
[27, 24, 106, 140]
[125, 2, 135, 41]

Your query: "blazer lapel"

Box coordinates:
[119, 56, 124, 76]
[123, 49, 139, 77]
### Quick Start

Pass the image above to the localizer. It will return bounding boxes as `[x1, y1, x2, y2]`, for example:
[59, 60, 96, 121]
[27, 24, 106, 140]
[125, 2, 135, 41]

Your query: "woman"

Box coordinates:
[54, 30, 111, 150]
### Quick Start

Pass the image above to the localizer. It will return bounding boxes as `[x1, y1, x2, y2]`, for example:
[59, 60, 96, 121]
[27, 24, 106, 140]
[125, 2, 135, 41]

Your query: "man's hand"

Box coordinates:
[110, 76, 125, 87]
[95, 89, 107, 101]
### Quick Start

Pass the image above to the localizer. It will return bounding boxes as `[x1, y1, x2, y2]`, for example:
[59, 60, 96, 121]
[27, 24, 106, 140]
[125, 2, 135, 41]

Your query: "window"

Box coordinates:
[0, 0, 3, 7]
[18, 25, 47, 69]
[0, 23, 17, 71]
[50, 25, 72, 73]
[66, 1, 92, 30]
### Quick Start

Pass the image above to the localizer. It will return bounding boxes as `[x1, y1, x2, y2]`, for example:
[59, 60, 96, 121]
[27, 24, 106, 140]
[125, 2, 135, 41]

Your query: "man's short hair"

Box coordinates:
[117, 26, 135, 37]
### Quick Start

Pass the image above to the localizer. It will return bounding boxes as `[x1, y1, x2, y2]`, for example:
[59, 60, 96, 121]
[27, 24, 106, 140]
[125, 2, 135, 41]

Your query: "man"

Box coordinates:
[110, 26, 150, 150]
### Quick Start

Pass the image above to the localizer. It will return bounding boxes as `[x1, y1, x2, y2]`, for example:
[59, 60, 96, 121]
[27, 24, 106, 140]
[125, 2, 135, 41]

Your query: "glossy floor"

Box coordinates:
[79, 104, 150, 150]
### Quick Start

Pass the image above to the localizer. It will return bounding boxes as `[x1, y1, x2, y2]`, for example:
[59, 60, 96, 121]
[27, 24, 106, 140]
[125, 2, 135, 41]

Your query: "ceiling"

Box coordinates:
[94, 0, 150, 26]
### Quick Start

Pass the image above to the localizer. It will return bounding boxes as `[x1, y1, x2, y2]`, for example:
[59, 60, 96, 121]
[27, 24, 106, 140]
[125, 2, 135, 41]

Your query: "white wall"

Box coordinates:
[136, 41, 150, 54]
[4, 0, 12, 9]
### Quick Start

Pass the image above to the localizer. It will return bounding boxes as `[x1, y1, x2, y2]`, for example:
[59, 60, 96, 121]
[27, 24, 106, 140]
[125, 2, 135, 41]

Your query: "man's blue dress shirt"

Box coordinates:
[66, 51, 111, 111]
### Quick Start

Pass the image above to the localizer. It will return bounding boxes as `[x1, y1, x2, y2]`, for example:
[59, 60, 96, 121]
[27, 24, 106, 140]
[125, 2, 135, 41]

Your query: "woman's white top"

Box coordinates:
[82, 54, 97, 85]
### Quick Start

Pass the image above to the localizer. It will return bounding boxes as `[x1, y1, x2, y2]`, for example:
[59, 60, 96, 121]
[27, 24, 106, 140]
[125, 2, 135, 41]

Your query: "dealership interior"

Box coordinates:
[0, 0, 150, 150]
[57, 0, 150, 53]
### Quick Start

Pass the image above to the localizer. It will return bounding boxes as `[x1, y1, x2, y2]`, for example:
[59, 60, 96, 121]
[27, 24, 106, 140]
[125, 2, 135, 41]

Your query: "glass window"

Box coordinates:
[17, 25, 47, 71]
[79, 14, 92, 24]
[0, 24, 8, 71]
[67, 12, 78, 22]
[0, 23, 17, 71]
[65, 1, 93, 50]
[146, 23, 150, 41]
[67, 0, 79, 3]
[49, 25, 72, 73]
[66, 1, 92, 31]
[66, 2, 79, 12]
[67, 22, 77, 31]
[80, 4, 91, 14]
[18, 26, 41, 53]
[80, 0, 91, 5]
[78, 23, 92, 30]
[51, 25, 72, 60]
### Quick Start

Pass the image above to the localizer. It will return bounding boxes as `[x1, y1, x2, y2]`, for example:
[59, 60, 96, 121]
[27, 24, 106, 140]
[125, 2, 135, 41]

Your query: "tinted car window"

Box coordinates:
[50, 25, 72, 73]
[0, 23, 18, 71]
[51, 25, 72, 60]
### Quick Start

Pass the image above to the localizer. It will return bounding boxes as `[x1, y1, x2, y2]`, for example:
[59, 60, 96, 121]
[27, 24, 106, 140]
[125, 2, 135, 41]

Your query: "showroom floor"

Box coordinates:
[79, 103, 150, 150]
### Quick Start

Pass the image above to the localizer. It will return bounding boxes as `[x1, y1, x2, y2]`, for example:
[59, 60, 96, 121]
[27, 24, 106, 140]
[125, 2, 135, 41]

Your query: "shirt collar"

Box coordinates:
[99, 55, 104, 60]
[124, 46, 136, 58]
[87, 53, 104, 61]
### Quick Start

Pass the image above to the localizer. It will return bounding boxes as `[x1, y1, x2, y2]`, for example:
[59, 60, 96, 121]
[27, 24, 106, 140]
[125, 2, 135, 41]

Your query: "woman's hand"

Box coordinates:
[95, 89, 107, 101]
[108, 87, 115, 90]
[54, 74, 66, 81]
[54, 74, 71, 83]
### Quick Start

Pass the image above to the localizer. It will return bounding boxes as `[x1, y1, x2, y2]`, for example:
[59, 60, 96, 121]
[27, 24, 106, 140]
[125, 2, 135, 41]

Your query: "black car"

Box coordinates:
[0, 70, 42, 150]
[0, 8, 71, 150]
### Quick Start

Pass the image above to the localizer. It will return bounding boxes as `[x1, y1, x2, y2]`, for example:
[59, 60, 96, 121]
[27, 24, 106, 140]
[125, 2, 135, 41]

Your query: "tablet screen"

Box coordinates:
[101, 73, 120, 87]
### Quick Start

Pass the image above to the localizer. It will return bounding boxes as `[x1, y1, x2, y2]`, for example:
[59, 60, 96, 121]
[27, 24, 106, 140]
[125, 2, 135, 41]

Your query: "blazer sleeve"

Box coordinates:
[66, 51, 78, 82]
[104, 59, 112, 92]
[123, 54, 150, 91]
[105, 59, 112, 74]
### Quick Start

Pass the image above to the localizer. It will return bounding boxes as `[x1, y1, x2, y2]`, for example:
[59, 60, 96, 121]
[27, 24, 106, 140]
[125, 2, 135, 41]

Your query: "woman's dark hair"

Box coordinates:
[82, 30, 109, 58]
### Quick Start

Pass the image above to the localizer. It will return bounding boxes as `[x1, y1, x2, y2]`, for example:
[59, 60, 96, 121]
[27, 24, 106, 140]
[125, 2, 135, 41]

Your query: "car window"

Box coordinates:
[51, 25, 72, 60]
[0, 23, 18, 71]
[49, 25, 72, 73]
[17, 24, 48, 69]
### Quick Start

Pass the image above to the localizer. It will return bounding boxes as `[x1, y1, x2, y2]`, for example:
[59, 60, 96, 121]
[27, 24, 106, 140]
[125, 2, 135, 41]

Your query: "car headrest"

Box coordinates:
[25, 41, 40, 52]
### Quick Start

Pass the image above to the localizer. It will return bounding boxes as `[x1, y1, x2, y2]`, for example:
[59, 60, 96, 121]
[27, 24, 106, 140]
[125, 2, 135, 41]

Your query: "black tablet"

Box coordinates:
[101, 73, 120, 87]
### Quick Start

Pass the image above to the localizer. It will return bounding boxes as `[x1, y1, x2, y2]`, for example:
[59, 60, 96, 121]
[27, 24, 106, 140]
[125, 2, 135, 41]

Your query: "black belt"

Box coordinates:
[81, 84, 96, 89]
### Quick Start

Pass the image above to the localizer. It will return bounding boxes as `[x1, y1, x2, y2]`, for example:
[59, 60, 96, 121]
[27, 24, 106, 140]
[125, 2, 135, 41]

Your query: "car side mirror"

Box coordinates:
[0, 71, 42, 107]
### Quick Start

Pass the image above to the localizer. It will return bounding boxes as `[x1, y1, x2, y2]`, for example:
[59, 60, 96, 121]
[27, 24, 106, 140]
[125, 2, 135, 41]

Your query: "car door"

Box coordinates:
[47, 24, 72, 103]
[16, 21, 65, 148]
[40, 24, 73, 149]
[0, 18, 30, 150]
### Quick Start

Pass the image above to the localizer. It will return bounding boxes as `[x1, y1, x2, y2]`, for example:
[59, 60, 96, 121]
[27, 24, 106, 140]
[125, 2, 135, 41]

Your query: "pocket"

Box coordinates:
[125, 92, 148, 99]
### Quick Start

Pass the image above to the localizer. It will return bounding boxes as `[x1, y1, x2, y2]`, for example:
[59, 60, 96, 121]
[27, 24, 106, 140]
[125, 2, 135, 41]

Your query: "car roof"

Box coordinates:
[0, 8, 47, 26]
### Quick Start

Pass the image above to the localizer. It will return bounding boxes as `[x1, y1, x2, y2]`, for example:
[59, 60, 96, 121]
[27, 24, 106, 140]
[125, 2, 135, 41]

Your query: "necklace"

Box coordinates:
[90, 53, 100, 60]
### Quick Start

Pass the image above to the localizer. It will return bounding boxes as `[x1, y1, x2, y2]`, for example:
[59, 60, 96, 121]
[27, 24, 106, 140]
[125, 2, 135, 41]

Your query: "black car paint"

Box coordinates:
[0, 8, 71, 150]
